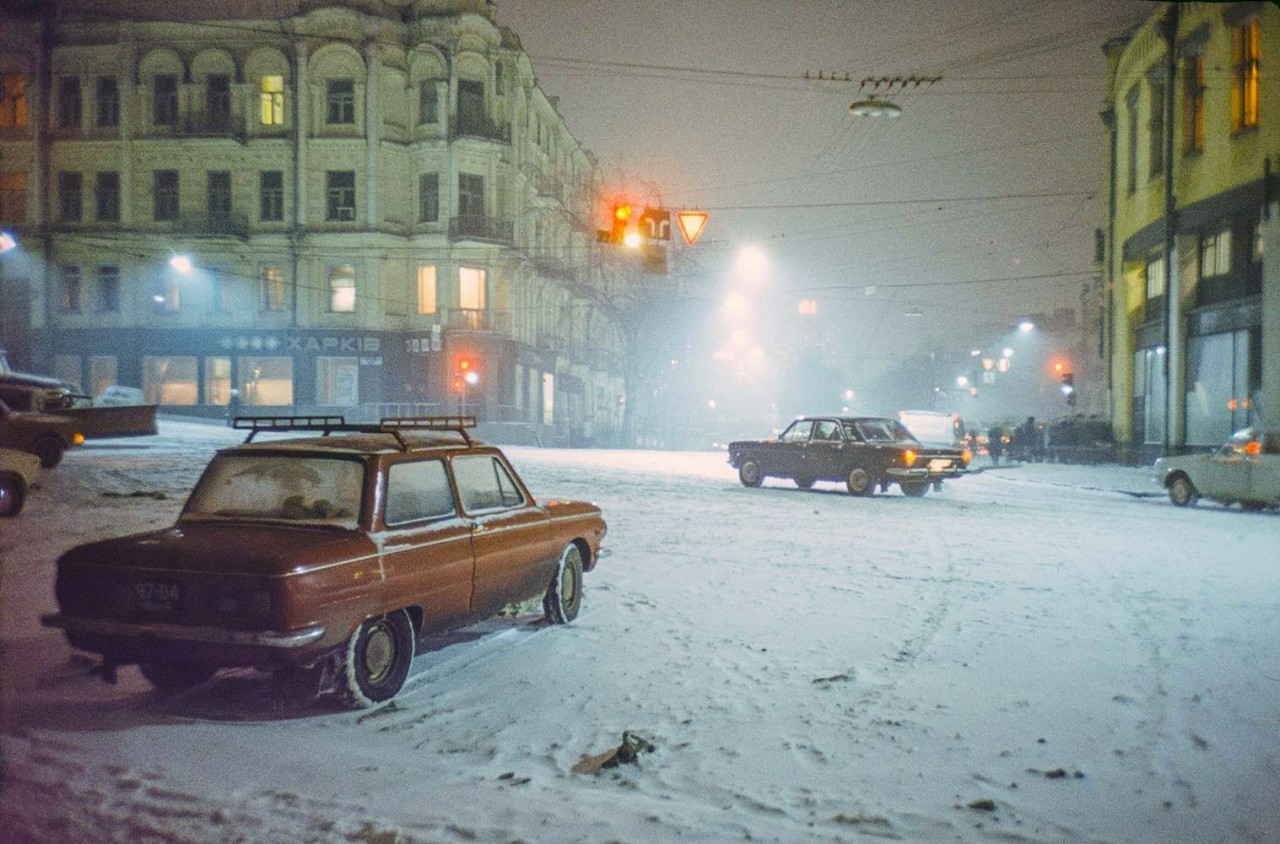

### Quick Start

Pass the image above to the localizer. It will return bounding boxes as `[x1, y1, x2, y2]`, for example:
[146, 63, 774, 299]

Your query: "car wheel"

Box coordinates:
[544, 542, 584, 624]
[336, 609, 415, 708]
[32, 437, 64, 469]
[1240, 500, 1266, 513]
[0, 473, 25, 517]
[139, 661, 217, 692]
[793, 476, 815, 490]
[845, 466, 874, 496]
[901, 482, 928, 497]
[1168, 475, 1197, 507]
[738, 459, 763, 488]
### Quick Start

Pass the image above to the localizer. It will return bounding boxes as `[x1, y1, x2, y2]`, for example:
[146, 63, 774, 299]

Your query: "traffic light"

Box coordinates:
[1061, 372, 1076, 405]
[452, 355, 479, 393]
[598, 203, 634, 244]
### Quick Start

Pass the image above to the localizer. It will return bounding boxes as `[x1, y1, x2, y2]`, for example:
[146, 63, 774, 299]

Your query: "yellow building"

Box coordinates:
[0, 0, 627, 445]
[1101, 1, 1280, 460]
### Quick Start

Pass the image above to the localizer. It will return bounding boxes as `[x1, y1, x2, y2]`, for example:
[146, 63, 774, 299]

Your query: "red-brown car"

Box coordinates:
[42, 416, 607, 707]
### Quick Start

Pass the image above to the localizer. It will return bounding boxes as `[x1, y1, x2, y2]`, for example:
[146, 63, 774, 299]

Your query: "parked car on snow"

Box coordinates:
[1153, 428, 1280, 511]
[728, 415, 971, 497]
[0, 447, 40, 517]
[0, 395, 85, 467]
[42, 415, 608, 707]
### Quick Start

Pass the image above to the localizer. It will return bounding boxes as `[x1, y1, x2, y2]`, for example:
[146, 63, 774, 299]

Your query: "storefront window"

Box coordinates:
[53, 355, 82, 392]
[239, 356, 292, 406]
[205, 357, 232, 405]
[317, 356, 358, 406]
[1186, 330, 1252, 446]
[1135, 347, 1165, 446]
[143, 356, 198, 405]
[89, 356, 117, 397]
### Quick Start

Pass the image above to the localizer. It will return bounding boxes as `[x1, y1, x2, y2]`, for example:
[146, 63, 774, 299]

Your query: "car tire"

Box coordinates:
[1240, 500, 1266, 513]
[901, 482, 929, 497]
[336, 609, 415, 708]
[32, 437, 64, 469]
[139, 661, 217, 692]
[738, 459, 763, 488]
[0, 473, 25, 517]
[793, 476, 815, 490]
[1168, 475, 1197, 507]
[544, 542, 584, 624]
[845, 466, 874, 496]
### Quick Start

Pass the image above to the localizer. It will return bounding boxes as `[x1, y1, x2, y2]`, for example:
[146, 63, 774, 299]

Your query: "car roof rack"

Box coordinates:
[233, 415, 476, 450]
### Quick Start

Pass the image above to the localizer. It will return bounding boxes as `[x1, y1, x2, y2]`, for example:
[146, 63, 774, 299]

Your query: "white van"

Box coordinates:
[897, 410, 965, 447]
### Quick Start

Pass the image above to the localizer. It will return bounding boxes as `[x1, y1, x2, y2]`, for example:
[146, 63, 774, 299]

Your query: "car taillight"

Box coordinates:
[902, 449, 917, 466]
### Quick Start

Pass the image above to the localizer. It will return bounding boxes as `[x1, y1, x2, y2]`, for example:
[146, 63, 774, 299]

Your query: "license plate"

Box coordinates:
[134, 581, 181, 615]
[928, 458, 953, 472]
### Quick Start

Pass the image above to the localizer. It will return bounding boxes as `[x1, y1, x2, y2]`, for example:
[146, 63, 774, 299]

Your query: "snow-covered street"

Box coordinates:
[2, 420, 1279, 843]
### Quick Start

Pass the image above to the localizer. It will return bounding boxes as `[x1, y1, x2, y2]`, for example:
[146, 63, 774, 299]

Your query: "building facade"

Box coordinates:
[1100, 2, 1280, 461]
[0, 0, 626, 445]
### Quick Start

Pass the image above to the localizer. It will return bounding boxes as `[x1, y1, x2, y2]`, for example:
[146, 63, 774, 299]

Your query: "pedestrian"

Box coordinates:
[1015, 416, 1037, 462]
[987, 424, 1003, 466]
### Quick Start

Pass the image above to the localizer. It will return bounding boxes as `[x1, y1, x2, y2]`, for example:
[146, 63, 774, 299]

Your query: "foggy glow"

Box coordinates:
[1018, 321, 1035, 333]
[169, 254, 194, 274]
[0, 231, 15, 253]
[734, 245, 768, 283]
[724, 292, 750, 320]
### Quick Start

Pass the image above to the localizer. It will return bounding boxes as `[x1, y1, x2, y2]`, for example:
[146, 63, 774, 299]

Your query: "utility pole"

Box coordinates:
[1158, 4, 1183, 456]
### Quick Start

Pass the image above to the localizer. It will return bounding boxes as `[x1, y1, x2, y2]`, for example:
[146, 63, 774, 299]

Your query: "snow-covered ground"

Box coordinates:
[2, 419, 1278, 843]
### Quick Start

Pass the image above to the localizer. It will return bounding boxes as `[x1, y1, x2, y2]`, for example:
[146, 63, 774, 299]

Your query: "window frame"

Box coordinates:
[326, 170, 356, 221]
[326, 78, 355, 125]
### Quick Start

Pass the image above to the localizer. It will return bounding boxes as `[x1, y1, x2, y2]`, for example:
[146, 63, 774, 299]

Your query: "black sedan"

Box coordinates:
[728, 416, 971, 497]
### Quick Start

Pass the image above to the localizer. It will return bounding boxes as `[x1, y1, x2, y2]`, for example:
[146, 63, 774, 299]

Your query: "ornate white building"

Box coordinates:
[0, 0, 626, 445]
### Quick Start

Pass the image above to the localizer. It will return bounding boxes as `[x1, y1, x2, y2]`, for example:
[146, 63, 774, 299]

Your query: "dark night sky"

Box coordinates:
[496, 0, 1155, 389]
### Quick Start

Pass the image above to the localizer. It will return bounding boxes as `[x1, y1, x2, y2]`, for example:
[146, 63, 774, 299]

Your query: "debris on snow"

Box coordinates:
[572, 731, 656, 775]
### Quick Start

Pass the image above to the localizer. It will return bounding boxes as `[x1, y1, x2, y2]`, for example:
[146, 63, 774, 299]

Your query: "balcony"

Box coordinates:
[171, 211, 250, 239]
[448, 215, 513, 244]
[174, 111, 247, 144]
[440, 307, 510, 333]
[449, 114, 510, 144]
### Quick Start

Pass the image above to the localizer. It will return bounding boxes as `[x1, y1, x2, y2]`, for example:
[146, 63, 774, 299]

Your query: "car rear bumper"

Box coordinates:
[41, 613, 326, 665]
[886, 466, 967, 480]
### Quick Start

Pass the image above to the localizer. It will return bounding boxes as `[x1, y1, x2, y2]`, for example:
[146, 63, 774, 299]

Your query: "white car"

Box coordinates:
[1153, 428, 1280, 512]
[0, 447, 40, 517]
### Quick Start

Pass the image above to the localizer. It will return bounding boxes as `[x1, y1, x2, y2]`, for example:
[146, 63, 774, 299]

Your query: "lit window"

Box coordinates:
[460, 266, 486, 310]
[1232, 18, 1260, 131]
[260, 75, 284, 125]
[417, 265, 437, 314]
[329, 265, 356, 313]
[239, 356, 293, 406]
[205, 357, 231, 405]
[142, 356, 198, 405]
[0, 73, 28, 128]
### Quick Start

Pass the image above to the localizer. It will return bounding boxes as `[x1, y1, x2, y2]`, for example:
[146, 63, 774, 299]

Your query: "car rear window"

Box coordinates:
[183, 454, 364, 529]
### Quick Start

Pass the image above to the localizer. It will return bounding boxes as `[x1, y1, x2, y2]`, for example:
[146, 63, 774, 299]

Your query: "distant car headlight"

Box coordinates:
[961, 448, 972, 465]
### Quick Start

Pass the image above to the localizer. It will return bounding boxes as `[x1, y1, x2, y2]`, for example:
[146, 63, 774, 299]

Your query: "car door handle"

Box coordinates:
[470, 522, 488, 532]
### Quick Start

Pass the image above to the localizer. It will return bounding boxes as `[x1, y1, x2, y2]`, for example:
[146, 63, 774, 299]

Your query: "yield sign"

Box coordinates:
[676, 210, 709, 246]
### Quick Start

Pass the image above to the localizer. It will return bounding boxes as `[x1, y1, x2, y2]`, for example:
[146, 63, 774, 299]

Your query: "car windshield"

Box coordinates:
[182, 454, 365, 529]
[852, 419, 917, 443]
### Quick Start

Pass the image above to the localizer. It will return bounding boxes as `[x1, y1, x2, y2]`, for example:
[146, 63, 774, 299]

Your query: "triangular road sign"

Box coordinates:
[676, 210, 709, 246]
